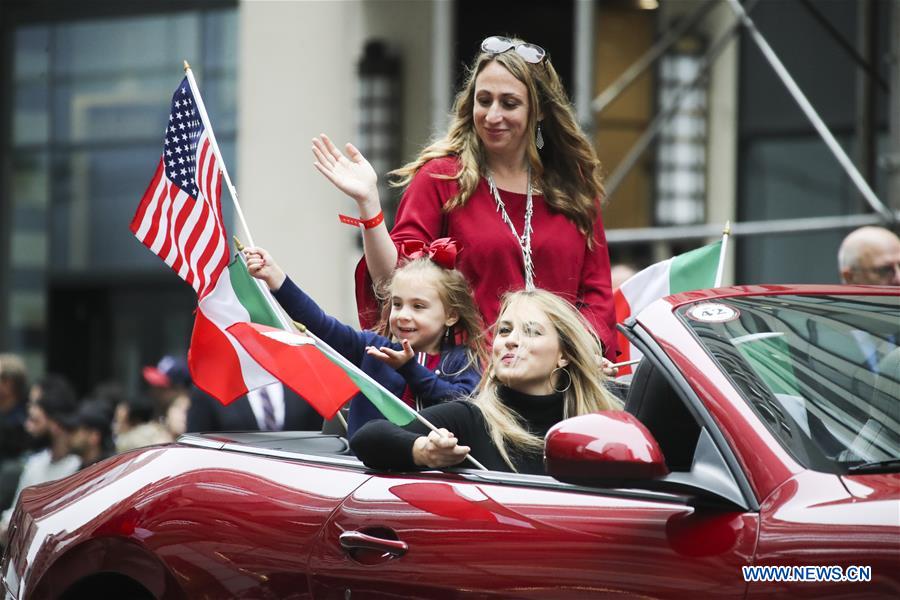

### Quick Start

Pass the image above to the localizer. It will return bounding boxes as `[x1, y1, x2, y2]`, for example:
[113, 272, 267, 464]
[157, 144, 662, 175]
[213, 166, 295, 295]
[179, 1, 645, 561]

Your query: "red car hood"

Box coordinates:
[840, 473, 900, 502]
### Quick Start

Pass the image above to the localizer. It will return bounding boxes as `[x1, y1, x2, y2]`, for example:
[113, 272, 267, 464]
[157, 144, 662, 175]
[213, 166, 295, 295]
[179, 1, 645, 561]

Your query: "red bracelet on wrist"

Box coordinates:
[339, 211, 384, 230]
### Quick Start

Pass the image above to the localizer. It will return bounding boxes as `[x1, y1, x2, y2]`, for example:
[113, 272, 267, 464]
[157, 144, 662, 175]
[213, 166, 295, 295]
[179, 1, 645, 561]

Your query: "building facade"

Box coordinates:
[1, 0, 897, 395]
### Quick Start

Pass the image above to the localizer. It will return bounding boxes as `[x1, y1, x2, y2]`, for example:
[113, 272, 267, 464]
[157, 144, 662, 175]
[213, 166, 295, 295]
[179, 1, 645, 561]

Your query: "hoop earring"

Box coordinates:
[535, 123, 544, 150]
[551, 366, 571, 393]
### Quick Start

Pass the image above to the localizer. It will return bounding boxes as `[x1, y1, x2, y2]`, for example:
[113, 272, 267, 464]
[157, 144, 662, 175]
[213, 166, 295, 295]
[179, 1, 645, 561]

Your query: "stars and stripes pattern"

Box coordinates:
[130, 77, 228, 299]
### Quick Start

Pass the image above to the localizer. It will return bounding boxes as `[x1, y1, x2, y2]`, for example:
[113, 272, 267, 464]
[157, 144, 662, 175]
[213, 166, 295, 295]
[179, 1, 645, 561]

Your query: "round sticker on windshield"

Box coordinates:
[686, 303, 740, 323]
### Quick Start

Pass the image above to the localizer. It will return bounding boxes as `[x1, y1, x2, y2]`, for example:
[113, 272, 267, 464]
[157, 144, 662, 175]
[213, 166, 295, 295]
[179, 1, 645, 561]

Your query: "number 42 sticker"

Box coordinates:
[686, 302, 740, 323]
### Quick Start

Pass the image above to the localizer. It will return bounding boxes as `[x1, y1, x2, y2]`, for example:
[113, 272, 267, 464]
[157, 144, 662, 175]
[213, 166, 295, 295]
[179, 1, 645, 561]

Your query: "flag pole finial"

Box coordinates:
[292, 321, 308, 333]
[723, 220, 732, 236]
[233, 236, 245, 252]
[183, 60, 191, 72]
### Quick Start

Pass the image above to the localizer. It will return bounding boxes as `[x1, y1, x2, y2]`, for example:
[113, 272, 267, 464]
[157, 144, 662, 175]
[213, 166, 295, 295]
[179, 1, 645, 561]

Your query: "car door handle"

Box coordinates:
[339, 530, 408, 557]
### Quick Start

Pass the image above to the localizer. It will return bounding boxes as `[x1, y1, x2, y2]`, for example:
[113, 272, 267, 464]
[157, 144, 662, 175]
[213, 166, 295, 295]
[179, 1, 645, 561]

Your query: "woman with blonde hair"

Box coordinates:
[312, 35, 618, 363]
[351, 290, 622, 474]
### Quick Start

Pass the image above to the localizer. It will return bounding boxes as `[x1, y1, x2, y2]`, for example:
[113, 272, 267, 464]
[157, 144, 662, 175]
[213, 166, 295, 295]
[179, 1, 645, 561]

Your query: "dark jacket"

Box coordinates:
[187, 385, 323, 432]
[351, 387, 565, 474]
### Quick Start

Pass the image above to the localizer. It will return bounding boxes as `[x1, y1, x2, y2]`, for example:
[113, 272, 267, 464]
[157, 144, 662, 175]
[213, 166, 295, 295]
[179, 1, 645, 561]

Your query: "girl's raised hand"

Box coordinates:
[244, 246, 286, 291]
[312, 134, 379, 207]
[365, 339, 415, 369]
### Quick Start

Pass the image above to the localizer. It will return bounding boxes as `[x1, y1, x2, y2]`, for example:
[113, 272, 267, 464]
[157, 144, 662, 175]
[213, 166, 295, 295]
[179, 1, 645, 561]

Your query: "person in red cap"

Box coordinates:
[142, 354, 191, 439]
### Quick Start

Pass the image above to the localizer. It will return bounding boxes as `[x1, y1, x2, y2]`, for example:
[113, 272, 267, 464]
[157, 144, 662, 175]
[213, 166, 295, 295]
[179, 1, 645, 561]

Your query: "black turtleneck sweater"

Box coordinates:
[350, 387, 565, 474]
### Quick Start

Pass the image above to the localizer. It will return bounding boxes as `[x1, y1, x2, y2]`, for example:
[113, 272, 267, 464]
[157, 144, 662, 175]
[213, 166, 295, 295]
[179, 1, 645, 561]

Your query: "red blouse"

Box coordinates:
[355, 156, 618, 359]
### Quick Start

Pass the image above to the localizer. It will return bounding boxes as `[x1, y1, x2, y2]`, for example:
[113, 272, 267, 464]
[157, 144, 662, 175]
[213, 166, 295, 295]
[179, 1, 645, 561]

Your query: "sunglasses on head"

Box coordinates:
[481, 36, 546, 64]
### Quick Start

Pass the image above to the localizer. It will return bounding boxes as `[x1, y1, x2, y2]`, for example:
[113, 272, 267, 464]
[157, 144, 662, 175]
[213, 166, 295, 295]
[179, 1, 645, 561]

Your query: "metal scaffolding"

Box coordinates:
[595, 0, 899, 246]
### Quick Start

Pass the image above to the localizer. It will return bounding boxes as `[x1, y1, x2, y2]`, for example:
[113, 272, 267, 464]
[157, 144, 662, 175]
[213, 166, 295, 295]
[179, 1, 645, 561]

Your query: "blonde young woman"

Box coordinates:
[313, 35, 618, 362]
[351, 290, 623, 474]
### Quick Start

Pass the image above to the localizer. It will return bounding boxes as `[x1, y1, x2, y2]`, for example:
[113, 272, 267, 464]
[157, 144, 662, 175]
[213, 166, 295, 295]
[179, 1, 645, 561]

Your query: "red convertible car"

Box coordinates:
[2, 285, 898, 599]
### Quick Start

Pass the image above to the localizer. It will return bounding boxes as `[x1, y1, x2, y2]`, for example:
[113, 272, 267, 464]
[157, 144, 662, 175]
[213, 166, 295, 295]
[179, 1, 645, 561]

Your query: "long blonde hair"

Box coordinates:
[374, 258, 488, 371]
[390, 39, 605, 242]
[473, 290, 622, 471]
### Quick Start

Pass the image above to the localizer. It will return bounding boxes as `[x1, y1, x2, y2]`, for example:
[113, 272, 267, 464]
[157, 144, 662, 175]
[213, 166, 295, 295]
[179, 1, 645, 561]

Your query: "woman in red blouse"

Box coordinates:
[313, 36, 617, 360]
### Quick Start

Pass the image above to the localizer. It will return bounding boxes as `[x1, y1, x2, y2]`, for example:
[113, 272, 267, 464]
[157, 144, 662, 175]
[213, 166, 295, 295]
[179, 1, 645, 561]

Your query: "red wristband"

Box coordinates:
[339, 211, 384, 230]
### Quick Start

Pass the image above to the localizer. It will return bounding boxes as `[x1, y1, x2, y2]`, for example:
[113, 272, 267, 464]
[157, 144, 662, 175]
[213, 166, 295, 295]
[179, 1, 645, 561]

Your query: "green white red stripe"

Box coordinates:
[188, 254, 282, 404]
[614, 241, 722, 374]
[227, 323, 359, 419]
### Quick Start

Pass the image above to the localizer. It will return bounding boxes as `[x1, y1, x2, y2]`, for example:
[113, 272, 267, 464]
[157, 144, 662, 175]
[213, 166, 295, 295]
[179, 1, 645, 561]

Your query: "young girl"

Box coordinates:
[245, 243, 486, 437]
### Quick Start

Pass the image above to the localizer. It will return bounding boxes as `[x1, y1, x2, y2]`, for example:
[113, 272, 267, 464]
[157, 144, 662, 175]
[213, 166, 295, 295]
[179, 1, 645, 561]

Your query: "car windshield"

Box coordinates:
[677, 294, 899, 474]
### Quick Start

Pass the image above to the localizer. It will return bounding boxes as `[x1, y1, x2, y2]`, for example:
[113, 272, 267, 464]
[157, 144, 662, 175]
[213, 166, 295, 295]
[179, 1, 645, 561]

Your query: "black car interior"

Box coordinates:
[185, 356, 706, 477]
[624, 359, 701, 472]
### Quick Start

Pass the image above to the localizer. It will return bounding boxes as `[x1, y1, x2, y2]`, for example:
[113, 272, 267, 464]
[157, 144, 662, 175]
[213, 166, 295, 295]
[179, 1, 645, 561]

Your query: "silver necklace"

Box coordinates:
[487, 170, 535, 290]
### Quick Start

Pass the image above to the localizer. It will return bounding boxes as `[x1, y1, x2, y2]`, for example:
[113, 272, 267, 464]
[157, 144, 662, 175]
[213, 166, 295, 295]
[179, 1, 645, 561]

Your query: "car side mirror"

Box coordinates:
[545, 411, 669, 486]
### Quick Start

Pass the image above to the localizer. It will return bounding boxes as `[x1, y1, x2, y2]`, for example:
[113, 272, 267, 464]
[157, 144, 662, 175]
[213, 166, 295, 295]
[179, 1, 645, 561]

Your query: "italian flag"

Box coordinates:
[227, 321, 417, 425]
[614, 241, 722, 374]
[226, 323, 359, 419]
[189, 253, 353, 418]
[190, 252, 417, 424]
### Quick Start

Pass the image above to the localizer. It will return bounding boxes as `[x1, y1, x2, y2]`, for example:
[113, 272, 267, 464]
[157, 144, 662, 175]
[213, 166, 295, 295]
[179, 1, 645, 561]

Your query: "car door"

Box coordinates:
[308, 470, 757, 599]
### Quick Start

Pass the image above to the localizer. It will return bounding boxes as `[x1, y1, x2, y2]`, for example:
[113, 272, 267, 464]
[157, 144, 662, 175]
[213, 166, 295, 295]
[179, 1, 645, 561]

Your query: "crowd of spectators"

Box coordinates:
[0, 350, 323, 551]
[0, 353, 189, 548]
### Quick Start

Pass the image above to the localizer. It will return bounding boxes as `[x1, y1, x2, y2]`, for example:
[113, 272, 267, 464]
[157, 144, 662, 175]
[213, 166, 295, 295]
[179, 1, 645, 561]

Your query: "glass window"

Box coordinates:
[654, 47, 707, 227]
[679, 294, 900, 474]
[53, 14, 197, 76]
[51, 77, 174, 143]
[13, 25, 50, 79]
[6, 6, 237, 382]
[14, 83, 50, 145]
[11, 151, 50, 210]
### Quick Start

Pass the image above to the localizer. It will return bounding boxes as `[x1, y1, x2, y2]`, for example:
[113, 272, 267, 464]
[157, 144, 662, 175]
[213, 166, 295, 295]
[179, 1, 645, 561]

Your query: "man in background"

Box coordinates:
[610, 263, 638, 290]
[0, 354, 30, 517]
[70, 399, 115, 469]
[143, 354, 192, 438]
[837, 226, 900, 375]
[188, 381, 323, 433]
[0, 375, 81, 545]
[114, 393, 173, 453]
[0, 354, 30, 463]
[838, 226, 900, 286]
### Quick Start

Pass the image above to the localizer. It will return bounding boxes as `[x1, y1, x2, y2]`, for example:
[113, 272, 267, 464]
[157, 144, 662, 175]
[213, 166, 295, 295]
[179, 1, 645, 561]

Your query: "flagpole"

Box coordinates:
[183, 61, 257, 248]
[185, 64, 300, 337]
[609, 358, 641, 370]
[714, 221, 731, 288]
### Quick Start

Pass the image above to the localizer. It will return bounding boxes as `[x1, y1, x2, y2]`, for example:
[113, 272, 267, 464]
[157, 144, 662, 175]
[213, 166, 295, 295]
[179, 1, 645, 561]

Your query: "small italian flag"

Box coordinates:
[229, 322, 418, 426]
[189, 253, 353, 418]
[614, 241, 722, 374]
[188, 252, 282, 404]
[189, 252, 419, 425]
[226, 323, 358, 419]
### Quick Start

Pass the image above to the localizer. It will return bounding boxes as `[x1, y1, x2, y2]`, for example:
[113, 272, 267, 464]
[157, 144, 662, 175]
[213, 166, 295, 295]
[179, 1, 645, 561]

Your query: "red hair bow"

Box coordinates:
[399, 238, 459, 269]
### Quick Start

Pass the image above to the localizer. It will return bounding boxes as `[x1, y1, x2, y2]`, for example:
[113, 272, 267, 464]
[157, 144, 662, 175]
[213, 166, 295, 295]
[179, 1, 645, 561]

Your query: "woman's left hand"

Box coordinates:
[366, 339, 415, 369]
[311, 134, 379, 207]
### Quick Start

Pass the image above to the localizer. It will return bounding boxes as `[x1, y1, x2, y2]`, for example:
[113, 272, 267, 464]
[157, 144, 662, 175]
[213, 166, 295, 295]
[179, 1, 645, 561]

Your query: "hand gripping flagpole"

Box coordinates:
[185, 62, 486, 471]
[290, 319, 489, 471]
[714, 221, 731, 288]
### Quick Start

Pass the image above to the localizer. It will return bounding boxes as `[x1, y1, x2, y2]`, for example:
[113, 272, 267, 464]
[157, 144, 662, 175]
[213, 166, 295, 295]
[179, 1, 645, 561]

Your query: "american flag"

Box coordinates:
[130, 77, 229, 299]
